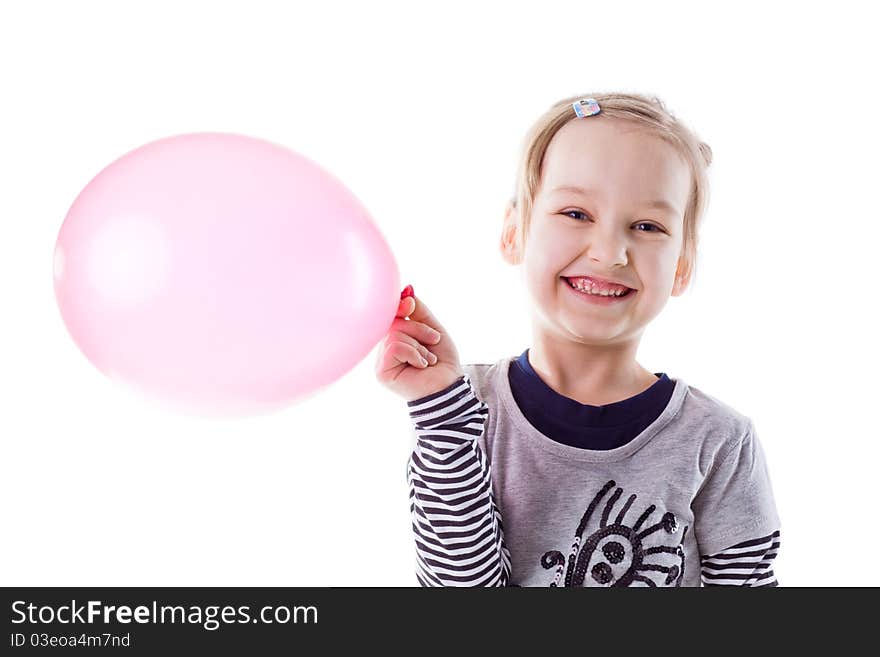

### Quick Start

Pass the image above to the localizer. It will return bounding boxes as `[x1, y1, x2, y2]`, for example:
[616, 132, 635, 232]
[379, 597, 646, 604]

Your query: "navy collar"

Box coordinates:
[509, 348, 674, 429]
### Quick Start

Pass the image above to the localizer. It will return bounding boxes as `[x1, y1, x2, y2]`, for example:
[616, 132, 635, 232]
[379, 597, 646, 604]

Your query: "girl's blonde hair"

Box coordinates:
[509, 92, 713, 290]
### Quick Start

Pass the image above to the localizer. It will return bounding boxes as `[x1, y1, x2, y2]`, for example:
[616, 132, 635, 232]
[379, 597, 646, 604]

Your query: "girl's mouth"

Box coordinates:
[562, 277, 636, 305]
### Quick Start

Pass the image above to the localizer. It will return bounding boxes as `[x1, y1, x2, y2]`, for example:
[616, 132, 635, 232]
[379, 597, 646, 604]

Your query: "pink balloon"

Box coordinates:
[53, 132, 399, 416]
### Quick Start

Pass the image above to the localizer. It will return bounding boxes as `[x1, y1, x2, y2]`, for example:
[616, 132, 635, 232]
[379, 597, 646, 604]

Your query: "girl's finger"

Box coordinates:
[384, 341, 428, 370]
[391, 317, 442, 345]
[393, 333, 437, 363]
[396, 296, 416, 319]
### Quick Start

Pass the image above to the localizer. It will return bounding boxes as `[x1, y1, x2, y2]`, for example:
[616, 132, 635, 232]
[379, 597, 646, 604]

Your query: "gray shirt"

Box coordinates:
[406, 355, 781, 587]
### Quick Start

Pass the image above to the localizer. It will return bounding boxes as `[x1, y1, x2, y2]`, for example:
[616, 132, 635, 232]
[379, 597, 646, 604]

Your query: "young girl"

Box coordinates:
[375, 93, 781, 587]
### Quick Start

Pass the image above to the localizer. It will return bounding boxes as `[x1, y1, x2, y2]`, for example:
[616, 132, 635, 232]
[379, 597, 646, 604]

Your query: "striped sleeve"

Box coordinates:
[700, 530, 781, 586]
[405, 374, 512, 587]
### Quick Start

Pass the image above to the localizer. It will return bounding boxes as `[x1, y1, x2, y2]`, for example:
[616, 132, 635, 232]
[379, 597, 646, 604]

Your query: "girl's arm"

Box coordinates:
[700, 530, 781, 586]
[692, 422, 782, 586]
[406, 374, 512, 586]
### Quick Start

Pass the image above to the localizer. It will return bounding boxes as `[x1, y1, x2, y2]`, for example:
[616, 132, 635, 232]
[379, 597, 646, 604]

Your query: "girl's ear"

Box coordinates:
[671, 256, 692, 296]
[500, 200, 523, 265]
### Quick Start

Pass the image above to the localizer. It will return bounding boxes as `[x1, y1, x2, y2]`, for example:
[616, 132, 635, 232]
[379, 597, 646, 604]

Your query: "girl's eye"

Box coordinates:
[563, 210, 589, 221]
[562, 211, 664, 234]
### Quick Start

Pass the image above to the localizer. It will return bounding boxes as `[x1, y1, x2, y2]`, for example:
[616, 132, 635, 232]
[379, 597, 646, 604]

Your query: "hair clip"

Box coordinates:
[572, 98, 601, 118]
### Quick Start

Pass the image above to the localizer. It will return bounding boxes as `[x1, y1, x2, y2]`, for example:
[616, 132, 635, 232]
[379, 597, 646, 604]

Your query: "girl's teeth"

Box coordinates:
[567, 279, 628, 296]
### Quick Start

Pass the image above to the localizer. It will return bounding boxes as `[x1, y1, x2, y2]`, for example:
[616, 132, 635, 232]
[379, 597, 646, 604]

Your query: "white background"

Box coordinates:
[1, 0, 877, 586]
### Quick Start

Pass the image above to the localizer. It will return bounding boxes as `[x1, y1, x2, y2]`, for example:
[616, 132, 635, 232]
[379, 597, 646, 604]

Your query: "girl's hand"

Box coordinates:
[375, 289, 464, 402]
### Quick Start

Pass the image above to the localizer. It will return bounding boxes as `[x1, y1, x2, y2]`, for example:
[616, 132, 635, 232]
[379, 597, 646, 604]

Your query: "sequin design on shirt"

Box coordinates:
[541, 479, 688, 587]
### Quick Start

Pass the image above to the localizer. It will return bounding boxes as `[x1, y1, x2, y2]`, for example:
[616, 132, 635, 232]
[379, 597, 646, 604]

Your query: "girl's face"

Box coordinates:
[504, 118, 693, 346]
